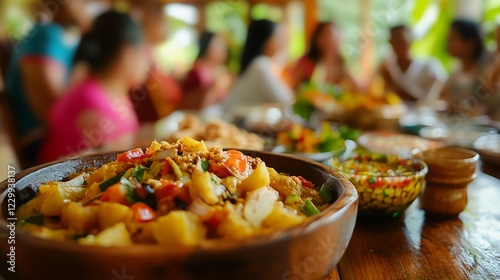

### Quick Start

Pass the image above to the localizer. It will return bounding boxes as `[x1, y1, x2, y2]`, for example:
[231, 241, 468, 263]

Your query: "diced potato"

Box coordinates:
[267, 167, 280, 180]
[263, 202, 305, 229]
[96, 203, 132, 229]
[239, 162, 270, 193]
[61, 202, 98, 234]
[37, 184, 68, 216]
[217, 204, 254, 240]
[35, 180, 88, 217]
[221, 176, 240, 194]
[243, 187, 278, 227]
[149, 140, 162, 152]
[189, 170, 220, 205]
[153, 211, 206, 247]
[128, 222, 157, 243]
[179, 137, 208, 152]
[59, 186, 87, 201]
[79, 222, 132, 246]
[19, 224, 68, 241]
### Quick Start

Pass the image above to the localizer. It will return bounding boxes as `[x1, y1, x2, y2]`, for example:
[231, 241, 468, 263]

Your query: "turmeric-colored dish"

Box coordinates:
[17, 137, 335, 247]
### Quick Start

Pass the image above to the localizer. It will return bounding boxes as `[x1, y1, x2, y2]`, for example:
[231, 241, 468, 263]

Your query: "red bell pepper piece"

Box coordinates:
[298, 176, 314, 189]
[100, 183, 129, 205]
[131, 202, 156, 222]
[162, 161, 172, 176]
[209, 163, 231, 178]
[156, 179, 191, 204]
[206, 209, 225, 230]
[117, 148, 144, 162]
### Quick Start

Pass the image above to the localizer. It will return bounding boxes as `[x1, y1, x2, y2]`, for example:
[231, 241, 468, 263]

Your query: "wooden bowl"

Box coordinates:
[414, 147, 479, 217]
[473, 134, 500, 166]
[0, 151, 358, 280]
[414, 147, 479, 185]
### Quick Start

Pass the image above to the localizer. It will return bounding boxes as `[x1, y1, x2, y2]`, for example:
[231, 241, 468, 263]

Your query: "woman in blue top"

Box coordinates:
[5, 0, 89, 167]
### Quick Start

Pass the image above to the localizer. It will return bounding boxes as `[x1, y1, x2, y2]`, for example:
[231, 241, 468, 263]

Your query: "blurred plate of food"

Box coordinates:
[293, 82, 407, 131]
[358, 131, 441, 157]
[419, 125, 497, 148]
[229, 103, 293, 134]
[473, 134, 500, 166]
[156, 113, 265, 150]
[275, 122, 359, 162]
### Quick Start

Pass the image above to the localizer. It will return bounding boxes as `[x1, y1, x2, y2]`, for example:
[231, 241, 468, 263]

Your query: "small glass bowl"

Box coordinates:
[330, 153, 428, 218]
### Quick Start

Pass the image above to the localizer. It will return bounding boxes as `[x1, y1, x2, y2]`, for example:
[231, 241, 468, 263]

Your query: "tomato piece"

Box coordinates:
[162, 161, 172, 176]
[402, 177, 412, 187]
[100, 183, 129, 205]
[117, 148, 144, 162]
[177, 185, 192, 204]
[209, 163, 232, 178]
[155, 179, 191, 203]
[206, 209, 225, 230]
[298, 176, 314, 189]
[156, 179, 180, 200]
[397, 159, 408, 166]
[372, 178, 386, 188]
[361, 154, 371, 162]
[131, 202, 156, 222]
[134, 186, 151, 199]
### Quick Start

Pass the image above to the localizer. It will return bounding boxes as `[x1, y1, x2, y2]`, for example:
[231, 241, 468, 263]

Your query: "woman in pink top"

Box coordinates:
[40, 11, 148, 163]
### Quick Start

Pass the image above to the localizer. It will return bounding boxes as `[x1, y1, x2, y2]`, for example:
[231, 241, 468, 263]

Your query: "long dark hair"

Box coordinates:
[451, 18, 484, 60]
[197, 31, 216, 59]
[306, 22, 345, 67]
[73, 10, 143, 72]
[239, 19, 277, 75]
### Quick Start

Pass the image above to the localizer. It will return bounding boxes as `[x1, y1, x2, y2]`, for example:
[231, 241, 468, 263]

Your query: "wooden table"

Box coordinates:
[327, 163, 500, 280]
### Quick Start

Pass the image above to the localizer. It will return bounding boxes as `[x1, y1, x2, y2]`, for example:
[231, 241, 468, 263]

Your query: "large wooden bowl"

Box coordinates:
[0, 151, 358, 280]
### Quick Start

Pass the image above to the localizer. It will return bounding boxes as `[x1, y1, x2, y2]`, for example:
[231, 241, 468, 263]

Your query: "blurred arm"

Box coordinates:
[21, 60, 65, 123]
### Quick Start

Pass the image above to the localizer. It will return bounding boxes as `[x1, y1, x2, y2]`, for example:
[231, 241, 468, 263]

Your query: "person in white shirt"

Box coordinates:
[379, 25, 447, 105]
[223, 19, 294, 118]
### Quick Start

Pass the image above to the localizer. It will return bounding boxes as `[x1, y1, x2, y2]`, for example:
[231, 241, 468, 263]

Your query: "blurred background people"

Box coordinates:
[129, 0, 182, 123]
[5, 0, 89, 166]
[379, 25, 447, 105]
[39, 10, 149, 163]
[442, 18, 487, 115]
[223, 19, 294, 117]
[181, 31, 232, 120]
[292, 22, 359, 92]
[481, 22, 500, 122]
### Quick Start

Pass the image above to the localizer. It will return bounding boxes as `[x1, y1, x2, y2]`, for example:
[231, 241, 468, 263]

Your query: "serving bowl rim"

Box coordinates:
[0, 150, 358, 254]
[330, 157, 428, 179]
[415, 147, 479, 164]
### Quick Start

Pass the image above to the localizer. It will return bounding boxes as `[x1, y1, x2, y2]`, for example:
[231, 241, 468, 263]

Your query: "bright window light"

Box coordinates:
[165, 4, 198, 25]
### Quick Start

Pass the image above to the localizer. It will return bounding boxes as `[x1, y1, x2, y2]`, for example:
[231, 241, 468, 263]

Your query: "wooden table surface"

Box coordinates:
[327, 162, 500, 280]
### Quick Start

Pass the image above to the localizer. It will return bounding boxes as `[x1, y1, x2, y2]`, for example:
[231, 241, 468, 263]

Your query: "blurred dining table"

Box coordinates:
[326, 163, 500, 280]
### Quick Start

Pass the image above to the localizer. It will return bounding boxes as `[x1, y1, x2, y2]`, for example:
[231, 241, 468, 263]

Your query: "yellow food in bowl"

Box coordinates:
[17, 138, 334, 246]
[331, 153, 427, 217]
